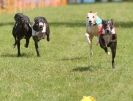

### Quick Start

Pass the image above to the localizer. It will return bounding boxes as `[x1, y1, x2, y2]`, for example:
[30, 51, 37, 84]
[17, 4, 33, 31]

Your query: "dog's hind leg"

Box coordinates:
[17, 40, 21, 57]
[89, 42, 93, 56]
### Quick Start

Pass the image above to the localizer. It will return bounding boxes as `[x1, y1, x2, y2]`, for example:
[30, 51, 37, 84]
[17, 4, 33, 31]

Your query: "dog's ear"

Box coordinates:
[111, 19, 114, 25]
[41, 17, 46, 21]
[89, 11, 92, 13]
[102, 20, 106, 24]
[14, 13, 23, 22]
[34, 17, 39, 22]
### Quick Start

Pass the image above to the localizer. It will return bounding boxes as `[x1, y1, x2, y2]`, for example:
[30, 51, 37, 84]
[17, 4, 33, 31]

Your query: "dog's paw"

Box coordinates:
[17, 54, 21, 57]
[107, 52, 111, 55]
[47, 38, 50, 41]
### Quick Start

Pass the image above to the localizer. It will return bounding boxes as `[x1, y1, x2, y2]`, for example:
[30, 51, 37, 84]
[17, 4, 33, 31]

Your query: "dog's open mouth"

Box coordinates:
[89, 23, 92, 26]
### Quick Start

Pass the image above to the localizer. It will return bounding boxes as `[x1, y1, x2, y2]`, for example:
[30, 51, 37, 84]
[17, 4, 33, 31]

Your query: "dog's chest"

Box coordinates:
[86, 26, 98, 35]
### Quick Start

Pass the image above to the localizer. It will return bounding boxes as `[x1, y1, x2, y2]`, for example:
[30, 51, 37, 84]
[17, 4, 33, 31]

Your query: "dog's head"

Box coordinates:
[86, 11, 97, 26]
[33, 17, 46, 32]
[102, 19, 114, 34]
[14, 13, 30, 25]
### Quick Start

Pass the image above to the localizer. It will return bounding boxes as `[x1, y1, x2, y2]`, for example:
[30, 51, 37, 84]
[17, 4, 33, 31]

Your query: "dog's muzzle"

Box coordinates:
[89, 21, 92, 25]
[105, 29, 111, 34]
[39, 22, 44, 30]
[39, 25, 43, 30]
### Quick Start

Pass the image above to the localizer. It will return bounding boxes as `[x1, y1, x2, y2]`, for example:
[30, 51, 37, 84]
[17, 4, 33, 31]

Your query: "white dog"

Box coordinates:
[85, 11, 103, 55]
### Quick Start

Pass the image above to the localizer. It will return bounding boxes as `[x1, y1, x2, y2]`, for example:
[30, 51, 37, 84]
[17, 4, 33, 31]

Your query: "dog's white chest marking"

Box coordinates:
[111, 28, 115, 34]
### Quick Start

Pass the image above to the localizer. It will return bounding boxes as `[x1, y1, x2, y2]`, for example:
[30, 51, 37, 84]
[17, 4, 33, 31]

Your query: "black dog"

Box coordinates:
[32, 16, 50, 56]
[12, 13, 32, 56]
[99, 19, 117, 68]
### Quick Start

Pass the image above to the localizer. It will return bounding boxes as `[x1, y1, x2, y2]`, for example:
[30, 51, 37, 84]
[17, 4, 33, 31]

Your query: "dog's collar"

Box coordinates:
[96, 17, 102, 25]
[93, 23, 97, 26]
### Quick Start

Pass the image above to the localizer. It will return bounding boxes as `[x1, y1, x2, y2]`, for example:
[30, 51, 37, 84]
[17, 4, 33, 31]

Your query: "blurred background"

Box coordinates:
[0, 0, 132, 13]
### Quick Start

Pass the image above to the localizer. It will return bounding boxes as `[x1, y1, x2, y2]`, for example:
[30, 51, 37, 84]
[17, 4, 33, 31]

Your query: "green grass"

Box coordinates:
[0, 2, 133, 101]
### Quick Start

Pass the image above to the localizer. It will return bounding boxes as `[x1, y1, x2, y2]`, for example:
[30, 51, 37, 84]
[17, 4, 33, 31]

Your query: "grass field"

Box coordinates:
[0, 2, 133, 101]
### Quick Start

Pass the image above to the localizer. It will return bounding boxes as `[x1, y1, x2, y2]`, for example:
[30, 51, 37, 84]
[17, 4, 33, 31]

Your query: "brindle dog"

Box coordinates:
[99, 19, 117, 68]
[32, 17, 50, 56]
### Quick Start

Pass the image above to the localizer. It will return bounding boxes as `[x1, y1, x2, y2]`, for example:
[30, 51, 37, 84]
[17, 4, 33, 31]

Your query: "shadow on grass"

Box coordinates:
[50, 21, 133, 28]
[61, 56, 88, 61]
[50, 22, 85, 27]
[1, 53, 34, 58]
[72, 65, 99, 72]
[0, 22, 14, 26]
[0, 21, 133, 28]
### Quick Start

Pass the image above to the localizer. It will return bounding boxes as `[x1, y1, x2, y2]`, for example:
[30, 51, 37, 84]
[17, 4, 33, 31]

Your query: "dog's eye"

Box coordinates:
[87, 17, 89, 18]
[93, 16, 94, 18]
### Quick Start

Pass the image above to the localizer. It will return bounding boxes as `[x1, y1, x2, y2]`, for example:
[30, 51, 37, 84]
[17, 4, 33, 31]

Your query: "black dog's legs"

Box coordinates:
[17, 40, 21, 57]
[99, 40, 108, 54]
[110, 42, 117, 69]
[35, 41, 40, 57]
[13, 35, 17, 48]
[104, 47, 108, 54]
[14, 40, 17, 48]
[33, 37, 40, 57]
[25, 38, 30, 48]
[46, 34, 50, 41]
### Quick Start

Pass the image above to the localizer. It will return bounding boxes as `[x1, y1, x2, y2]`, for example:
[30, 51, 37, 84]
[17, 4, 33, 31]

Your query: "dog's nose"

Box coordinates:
[39, 25, 43, 29]
[89, 21, 92, 23]
[106, 30, 110, 33]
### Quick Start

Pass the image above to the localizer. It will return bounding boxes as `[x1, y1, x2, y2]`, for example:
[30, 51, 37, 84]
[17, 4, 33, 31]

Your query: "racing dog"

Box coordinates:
[12, 13, 32, 56]
[32, 16, 50, 56]
[99, 19, 117, 68]
[85, 11, 103, 56]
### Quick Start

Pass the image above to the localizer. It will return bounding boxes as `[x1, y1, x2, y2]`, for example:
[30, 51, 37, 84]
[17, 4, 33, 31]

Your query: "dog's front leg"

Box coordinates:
[46, 33, 50, 41]
[35, 41, 40, 57]
[17, 40, 21, 57]
[85, 33, 91, 44]
[85, 33, 93, 56]
[13, 39, 17, 48]
[33, 36, 40, 57]
[110, 42, 117, 69]
[25, 38, 30, 48]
